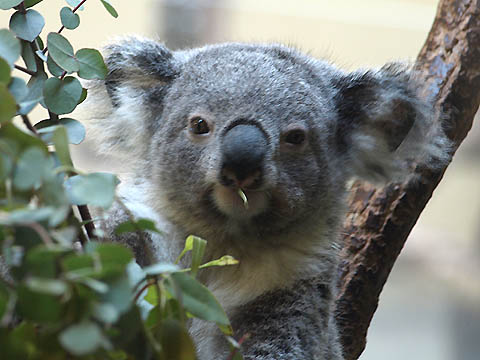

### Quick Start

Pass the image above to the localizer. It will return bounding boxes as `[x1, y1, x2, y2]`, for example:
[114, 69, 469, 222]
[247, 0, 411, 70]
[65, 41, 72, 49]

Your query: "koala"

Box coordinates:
[83, 37, 449, 360]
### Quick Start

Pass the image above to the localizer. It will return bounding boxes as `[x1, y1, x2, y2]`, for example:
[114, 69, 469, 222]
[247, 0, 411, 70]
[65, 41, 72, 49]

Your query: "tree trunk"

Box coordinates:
[334, 1, 480, 359]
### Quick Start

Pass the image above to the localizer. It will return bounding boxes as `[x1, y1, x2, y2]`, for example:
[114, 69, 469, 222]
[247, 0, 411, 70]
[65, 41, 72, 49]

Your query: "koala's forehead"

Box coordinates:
[169, 44, 334, 118]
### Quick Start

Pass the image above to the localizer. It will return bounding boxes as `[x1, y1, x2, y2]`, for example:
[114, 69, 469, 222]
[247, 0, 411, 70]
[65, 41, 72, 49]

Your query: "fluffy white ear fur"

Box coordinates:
[79, 81, 152, 161]
[77, 36, 175, 163]
[340, 65, 451, 184]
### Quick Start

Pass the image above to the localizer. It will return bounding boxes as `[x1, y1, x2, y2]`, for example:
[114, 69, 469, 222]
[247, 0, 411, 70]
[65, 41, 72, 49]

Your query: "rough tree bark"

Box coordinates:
[334, 0, 480, 359]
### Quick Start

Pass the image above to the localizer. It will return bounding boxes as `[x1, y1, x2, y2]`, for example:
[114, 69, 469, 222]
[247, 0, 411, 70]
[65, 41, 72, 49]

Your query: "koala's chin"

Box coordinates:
[212, 184, 269, 219]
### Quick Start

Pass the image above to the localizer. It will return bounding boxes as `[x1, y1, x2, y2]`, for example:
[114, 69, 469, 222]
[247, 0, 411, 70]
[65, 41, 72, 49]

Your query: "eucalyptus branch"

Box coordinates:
[77, 205, 96, 241]
[14, 64, 36, 76]
[21, 114, 37, 134]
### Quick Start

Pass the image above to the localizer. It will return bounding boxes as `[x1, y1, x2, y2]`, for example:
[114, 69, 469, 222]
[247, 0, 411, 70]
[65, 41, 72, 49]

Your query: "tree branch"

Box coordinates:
[335, 1, 480, 359]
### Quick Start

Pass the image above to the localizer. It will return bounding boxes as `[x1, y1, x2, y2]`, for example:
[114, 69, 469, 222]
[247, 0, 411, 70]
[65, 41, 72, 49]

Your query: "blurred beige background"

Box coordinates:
[2, 0, 479, 359]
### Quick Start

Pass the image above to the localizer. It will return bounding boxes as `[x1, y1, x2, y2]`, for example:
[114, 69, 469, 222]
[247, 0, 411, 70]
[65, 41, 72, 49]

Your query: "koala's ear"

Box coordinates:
[81, 37, 179, 158]
[334, 63, 450, 183]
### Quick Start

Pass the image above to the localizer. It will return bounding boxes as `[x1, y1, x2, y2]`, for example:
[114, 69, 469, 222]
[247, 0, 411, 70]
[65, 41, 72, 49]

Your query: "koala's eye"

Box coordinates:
[284, 128, 306, 145]
[189, 117, 210, 135]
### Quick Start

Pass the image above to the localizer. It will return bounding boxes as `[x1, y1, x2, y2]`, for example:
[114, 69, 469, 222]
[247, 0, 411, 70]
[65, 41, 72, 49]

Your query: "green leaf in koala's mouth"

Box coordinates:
[237, 188, 248, 209]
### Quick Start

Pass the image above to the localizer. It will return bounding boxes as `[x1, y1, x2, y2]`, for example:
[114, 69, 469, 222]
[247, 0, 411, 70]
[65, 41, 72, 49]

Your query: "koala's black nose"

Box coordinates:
[220, 124, 267, 188]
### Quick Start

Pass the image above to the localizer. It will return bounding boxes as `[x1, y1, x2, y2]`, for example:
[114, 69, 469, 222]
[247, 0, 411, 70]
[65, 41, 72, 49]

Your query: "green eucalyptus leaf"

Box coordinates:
[24, 0, 43, 8]
[93, 302, 119, 324]
[190, 235, 206, 277]
[0, 0, 22, 10]
[0, 57, 11, 84]
[46, 54, 64, 77]
[8, 76, 28, 101]
[64, 172, 117, 208]
[3, 206, 56, 225]
[76, 48, 107, 79]
[16, 285, 63, 323]
[52, 125, 73, 166]
[78, 87, 87, 104]
[47, 32, 78, 72]
[100, 0, 118, 18]
[169, 272, 231, 327]
[94, 242, 133, 270]
[0, 83, 16, 123]
[11, 71, 45, 114]
[60, 6, 80, 30]
[9, 9, 45, 42]
[59, 321, 106, 355]
[0, 150, 13, 182]
[66, 0, 84, 11]
[62, 253, 94, 273]
[143, 263, 180, 276]
[115, 218, 162, 235]
[35, 117, 86, 144]
[101, 276, 132, 314]
[75, 277, 109, 293]
[12, 146, 49, 190]
[43, 76, 82, 114]
[25, 277, 68, 296]
[0, 122, 46, 152]
[21, 40, 37, 72]
[0, 29, 20, 67]
[24, 245, 62, 278]
[175, 235, 195, 264]
[158, 318, 196, 360]
[199, 255, 239, 269]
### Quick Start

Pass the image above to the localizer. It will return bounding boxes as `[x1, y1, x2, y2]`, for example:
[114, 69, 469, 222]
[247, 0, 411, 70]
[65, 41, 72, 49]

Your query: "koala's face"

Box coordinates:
[92, 39, 446, 241]
[148, 46, 343, 237]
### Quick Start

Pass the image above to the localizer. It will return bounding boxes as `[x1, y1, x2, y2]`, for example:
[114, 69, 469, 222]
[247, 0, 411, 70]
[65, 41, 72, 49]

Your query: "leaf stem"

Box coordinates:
[14, 64, 36, 76]
[57, 0, 88, 35]
[133, 278, 156, 303]
[21, 114, 38, 135]
[78, 205, 96, 240]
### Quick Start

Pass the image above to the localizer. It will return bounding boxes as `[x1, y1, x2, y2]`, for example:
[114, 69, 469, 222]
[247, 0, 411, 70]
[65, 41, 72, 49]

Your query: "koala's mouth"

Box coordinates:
[211, 184, 269, 219]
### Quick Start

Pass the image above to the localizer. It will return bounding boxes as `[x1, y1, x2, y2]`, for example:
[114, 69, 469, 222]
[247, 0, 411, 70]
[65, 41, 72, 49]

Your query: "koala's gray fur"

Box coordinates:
[83, 36, 450, 360]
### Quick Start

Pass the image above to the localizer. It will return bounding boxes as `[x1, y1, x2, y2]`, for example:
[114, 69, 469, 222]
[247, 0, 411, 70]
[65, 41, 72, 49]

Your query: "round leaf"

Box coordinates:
[100, 0, 118, 18]
[46, 54, 64, 77]
[0, 29, 20, 67]
[0, 0, 22, 10]
[16, 285, 62, 323]
[76, 48, 107, 80]
[65, 172, 117, 208]
[13, 146, 49, 190]
[18, 71, 46, 114]
[0, 57, 11, 84]
[35, 117, 86, 144]
[59, 321, 105, 355]
[60, 7, 80, 30]
[47, 32, 78, 72]
[9, 9, 45, 42]
[20, 40, 37, 72]
[0, 83, 17, 123]
[43, 76, 82, 114]
[8, 76, 28, 101]
[25, 277, 68, 296]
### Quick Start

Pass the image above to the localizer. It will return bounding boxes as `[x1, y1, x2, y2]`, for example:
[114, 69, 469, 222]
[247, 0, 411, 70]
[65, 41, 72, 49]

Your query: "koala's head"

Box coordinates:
[85, 37, 449, 242]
